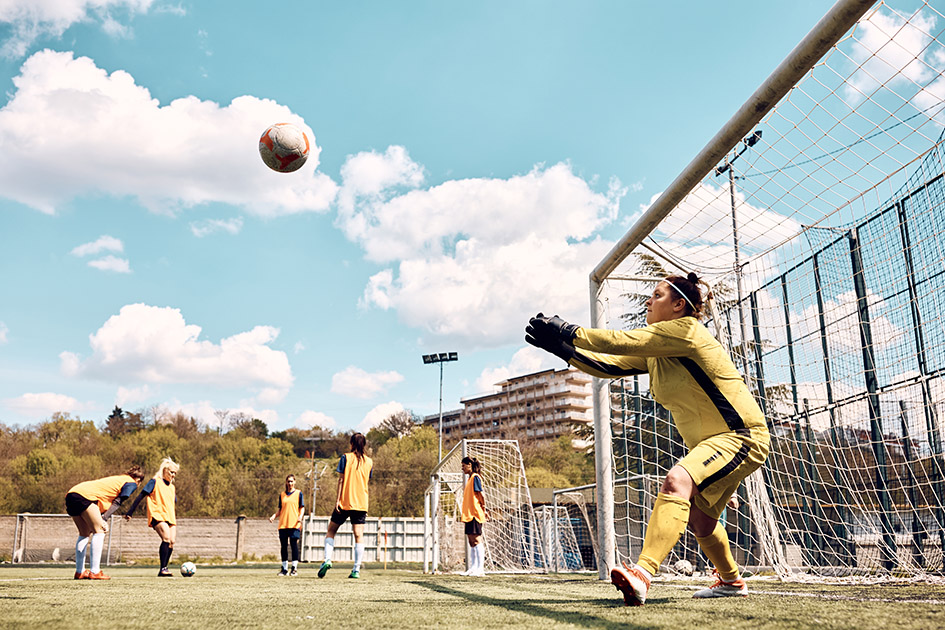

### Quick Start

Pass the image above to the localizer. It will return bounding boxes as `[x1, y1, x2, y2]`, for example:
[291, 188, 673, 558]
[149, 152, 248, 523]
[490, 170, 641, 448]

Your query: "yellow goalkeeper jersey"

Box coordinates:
[570, 317, 767, 448]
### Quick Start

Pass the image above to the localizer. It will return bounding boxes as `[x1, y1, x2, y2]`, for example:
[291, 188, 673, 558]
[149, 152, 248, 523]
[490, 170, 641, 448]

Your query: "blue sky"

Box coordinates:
[0, 0, 840, 433]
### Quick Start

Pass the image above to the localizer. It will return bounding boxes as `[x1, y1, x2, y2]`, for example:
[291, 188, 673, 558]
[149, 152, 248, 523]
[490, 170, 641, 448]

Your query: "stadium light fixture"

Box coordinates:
[422, 352, 459, 461]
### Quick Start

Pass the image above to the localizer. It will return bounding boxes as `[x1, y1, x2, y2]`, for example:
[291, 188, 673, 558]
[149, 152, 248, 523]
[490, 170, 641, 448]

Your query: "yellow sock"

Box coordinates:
[696, 521, 739, 582]
[636, 493, 690, 576]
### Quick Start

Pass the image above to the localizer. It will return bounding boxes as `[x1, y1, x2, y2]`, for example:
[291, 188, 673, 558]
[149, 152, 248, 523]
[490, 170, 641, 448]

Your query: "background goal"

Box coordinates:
[424, 439, 545, 573]
[592, 0, 945, 580]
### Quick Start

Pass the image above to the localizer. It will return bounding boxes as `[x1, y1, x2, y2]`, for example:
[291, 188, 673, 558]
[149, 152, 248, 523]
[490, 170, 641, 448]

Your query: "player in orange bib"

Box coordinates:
[270, 474, 305, 576]
[318, 433, 373, 580]
[526, 272, 770, 605]
[459, 456, 489, 576]
[66, 465, 144, 580]
[125, 457, 180, 577]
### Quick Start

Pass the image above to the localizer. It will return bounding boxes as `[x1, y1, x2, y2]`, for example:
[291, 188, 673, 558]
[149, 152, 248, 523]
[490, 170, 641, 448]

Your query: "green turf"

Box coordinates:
[1, 565, 943, 630]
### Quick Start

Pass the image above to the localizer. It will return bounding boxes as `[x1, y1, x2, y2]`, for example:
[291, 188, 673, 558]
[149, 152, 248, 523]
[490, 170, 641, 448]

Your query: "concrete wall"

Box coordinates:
[2, 514, 425, 565]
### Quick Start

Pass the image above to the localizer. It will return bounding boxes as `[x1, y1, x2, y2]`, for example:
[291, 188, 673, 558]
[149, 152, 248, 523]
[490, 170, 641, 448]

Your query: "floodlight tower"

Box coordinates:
[422, 352, 458, 461]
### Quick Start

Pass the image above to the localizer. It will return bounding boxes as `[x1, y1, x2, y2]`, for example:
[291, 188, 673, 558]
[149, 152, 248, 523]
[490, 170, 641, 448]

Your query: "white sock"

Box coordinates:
[470, 545, 480, 572]
[633, 564, 653, 581]
[353, 543, 364, 571]
[89, 533, 105, 573]
[324, 537, 334, 563]
[75, 536, 89, 573]
[282, 561, 288, 571]
[291, 560, 298, 570]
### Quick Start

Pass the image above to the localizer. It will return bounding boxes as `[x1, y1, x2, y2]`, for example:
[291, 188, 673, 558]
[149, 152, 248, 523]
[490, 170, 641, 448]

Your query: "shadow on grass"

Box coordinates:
[409, 580, 656, 630]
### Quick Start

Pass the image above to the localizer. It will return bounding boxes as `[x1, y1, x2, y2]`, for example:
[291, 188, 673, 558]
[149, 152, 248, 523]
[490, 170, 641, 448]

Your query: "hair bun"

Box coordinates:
[686, 271, 699, 284]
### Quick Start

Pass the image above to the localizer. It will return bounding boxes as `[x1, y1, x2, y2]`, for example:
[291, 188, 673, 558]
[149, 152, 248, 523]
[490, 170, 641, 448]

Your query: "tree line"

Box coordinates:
[0, 407, 594, 517]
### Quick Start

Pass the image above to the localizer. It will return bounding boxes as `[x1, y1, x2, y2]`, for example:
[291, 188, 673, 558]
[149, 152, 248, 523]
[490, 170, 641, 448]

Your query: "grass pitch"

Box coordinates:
[1, 564, 943, 630]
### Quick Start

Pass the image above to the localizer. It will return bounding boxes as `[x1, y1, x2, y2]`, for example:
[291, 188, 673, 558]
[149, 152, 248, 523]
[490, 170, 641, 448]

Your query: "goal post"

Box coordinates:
[592, 0, 945, 581]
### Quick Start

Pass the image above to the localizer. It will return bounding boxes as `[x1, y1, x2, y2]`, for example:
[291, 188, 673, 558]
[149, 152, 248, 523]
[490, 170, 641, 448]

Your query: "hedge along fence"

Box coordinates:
[4, 514, 426, 565]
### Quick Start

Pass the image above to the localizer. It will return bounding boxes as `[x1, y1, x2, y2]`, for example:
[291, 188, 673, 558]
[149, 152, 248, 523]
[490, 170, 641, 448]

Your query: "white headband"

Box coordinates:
[663, 279, 698, 314]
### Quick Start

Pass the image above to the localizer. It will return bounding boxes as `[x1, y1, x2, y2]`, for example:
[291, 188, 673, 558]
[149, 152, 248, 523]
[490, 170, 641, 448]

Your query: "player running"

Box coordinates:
[66, 466, 145, 580]
[270, 474, 305, 576]
[125, 457, 180, 577]
[459, 456, 488, 576]
[526, 272, 770, 605]
[318, 433, 373, 579]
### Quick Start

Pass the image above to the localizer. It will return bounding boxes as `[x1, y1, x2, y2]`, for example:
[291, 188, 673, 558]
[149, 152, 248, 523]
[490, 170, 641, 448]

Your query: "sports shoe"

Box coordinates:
[87, 571, 111, 580]
[611, 563, 650, 606]
[157, 568, 173, 577]
[348, 570, 360, 579]
[317, 560, 331, 578]
[289, 568, 298, 577]
[74, 569, 91, 580]
[692, 571, 748, 598]
[278, 569, 288, 576]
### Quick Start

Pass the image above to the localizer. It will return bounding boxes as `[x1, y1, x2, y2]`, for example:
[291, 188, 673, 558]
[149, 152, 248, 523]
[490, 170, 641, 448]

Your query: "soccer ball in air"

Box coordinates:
[258, 123, 310, 173]
[673, 559, 694, 576]
[180, 561, 197, 577]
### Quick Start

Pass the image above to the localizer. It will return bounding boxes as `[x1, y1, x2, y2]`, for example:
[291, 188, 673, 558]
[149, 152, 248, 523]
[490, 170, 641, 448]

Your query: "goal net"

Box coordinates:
[424, 439, 546, 573]
[593, 0, 945, 581]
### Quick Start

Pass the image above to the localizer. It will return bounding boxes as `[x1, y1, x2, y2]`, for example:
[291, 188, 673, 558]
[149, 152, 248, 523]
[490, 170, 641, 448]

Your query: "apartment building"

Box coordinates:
[423, 367, 593, 448]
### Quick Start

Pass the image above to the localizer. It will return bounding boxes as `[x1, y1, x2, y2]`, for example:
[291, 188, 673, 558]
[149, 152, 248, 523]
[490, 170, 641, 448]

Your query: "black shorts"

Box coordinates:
[65, 492, 94, 517]
[330, 508, 367, 526]
[150, 519, 173, 529]
[464, 520, 483, 536]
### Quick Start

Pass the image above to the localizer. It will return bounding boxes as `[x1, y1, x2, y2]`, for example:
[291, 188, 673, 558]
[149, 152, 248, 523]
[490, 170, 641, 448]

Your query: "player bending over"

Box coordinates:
[526, 272, 770, 605]
[66, 466, 145, 580]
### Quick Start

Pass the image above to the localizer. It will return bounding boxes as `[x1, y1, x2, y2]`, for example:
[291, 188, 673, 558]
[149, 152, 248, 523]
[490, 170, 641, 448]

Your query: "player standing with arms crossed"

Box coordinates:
[125, 457, 180, 577]
[459, 456, 488, 576]
[318, 433, 373, 579]
[270, 474, 305, 576]
[66, 466, 145, 580]
[526, 273, 770, 605]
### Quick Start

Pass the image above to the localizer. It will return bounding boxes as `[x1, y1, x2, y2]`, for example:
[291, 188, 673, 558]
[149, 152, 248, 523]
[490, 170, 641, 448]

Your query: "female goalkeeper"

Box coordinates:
[526, 272, 769, 606]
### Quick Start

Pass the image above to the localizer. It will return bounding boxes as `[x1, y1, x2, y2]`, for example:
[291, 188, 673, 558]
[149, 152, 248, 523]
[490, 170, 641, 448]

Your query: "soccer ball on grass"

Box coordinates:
[258, 123, 310, 173]
[180, 561, 197, 577]
[672, 559, 694, 576]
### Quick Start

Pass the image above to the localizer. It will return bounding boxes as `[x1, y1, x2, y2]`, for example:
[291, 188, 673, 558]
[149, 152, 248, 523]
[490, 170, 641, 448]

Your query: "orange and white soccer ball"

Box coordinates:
[258, 123, 310, 173]
[180, 561, 197, 577]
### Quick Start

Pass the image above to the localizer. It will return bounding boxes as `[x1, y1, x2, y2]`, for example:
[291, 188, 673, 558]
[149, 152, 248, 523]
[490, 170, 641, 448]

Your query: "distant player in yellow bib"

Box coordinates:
[459, 456, 489, 576]
[270, 474, 305, 576]
[318, 433, 373, 580]
[526, 272, 770, 605]
[125, 457, 180, 577]
[65, 465, 144, 580]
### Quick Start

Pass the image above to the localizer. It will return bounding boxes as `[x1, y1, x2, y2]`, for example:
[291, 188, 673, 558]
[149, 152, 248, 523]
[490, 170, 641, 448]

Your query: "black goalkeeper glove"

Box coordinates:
[525, 316, 576, 364]
[527, 313, 580, 342]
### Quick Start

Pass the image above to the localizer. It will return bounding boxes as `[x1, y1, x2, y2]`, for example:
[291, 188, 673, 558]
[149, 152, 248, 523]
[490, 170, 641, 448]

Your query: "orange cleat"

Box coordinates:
[74, 569, 91, 580]
[611, 562, 651, 606]
[87, 571, 111, 580]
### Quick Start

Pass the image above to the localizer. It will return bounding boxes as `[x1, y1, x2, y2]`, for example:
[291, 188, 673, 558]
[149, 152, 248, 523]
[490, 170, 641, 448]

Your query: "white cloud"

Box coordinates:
[0, 0, 156, 58]
[357, 401, 404, 433]
[71, 235, 124, 257]
[339, 149, 625, 346]
[0, 321, 8, 344]
[115, 384, 151, 407]
[293, 341, 305, 354]
[331, 365, 404, 399]
[295, 410, 336, 430]
[87, 255, 131, 273]
[475, 346, 563, 394]
[4, 391, 86, 418]
[0, 50, 338, 216]
[846, 8, 939, 103]
[59, 304, 294, 401]
[189, 217, 243, 237]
